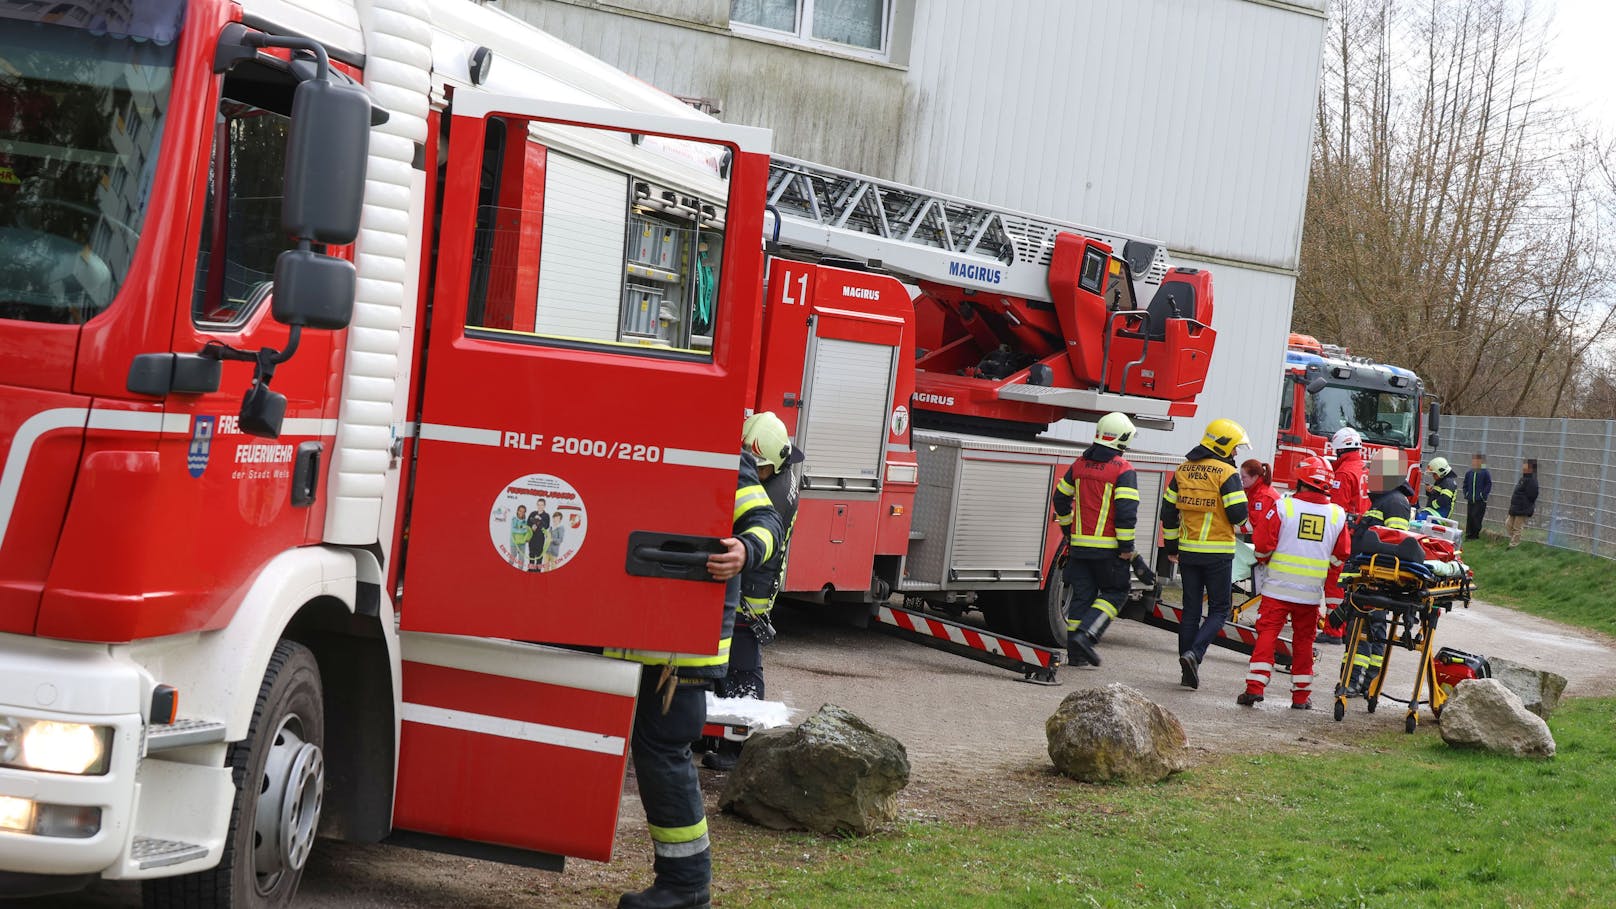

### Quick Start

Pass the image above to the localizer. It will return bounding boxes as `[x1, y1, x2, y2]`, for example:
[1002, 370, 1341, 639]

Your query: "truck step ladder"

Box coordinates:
[873, 603, 1061, 684]
[144, 718, 228, 754]
[766, 154, 1170, 303]
[131, 836, 209, 870]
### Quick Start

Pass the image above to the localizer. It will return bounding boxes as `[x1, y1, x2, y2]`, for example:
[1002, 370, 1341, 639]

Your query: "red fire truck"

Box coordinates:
[753, 159, 1217, 654]
[0, 0, 1218, 903]
[1273, 334, 1440, 495]
[0, 0, 781, 901]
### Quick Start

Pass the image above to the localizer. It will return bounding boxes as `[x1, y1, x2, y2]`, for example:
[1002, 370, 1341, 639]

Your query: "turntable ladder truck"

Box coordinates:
[750, 155, 1220, 677]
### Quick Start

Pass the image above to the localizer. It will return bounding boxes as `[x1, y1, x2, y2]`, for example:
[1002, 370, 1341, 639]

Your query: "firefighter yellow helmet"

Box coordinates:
[1094, 412, 1137, 451]
[1428, 456, 1452, 478]
[742, 412, 792, 472]
[1201, 418, 1248, 459]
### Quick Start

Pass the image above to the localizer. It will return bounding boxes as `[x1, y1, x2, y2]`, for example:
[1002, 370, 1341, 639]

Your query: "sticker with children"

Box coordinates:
[487, 473, 590, 572]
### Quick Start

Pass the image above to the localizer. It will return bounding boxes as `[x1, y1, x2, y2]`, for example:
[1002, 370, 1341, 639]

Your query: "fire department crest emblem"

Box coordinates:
[187, 416, 216, 478]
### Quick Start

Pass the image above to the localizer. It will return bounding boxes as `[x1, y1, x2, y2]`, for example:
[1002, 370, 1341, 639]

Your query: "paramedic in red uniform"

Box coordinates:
[1321, 426, 1369, 643]
[607, 452, 781, 909]
[1051, 412, 1140, 667]
[1238, 455, 1351, 709]
[1239, 460, 1280, 533]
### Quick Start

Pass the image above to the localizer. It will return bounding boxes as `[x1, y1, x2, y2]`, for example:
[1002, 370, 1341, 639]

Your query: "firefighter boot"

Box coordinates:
[617, 883, 712, 909]
[619, 852, 712, 909]
[1179, 652, 1200, 690]
[700, 741, 742, 772]
[1067, 632, 1100, 668]
[1067, 603, 1115, 667]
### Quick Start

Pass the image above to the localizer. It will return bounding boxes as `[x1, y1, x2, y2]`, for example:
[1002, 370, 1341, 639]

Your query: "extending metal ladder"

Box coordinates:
[766, 154, 1170, 302]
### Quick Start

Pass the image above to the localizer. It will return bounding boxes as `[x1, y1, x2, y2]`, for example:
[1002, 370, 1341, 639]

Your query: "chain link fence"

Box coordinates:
[1434, 415, 1616, 558]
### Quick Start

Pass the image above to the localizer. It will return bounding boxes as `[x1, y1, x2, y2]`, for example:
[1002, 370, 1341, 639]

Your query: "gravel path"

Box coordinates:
[23, 596, 1615, 908]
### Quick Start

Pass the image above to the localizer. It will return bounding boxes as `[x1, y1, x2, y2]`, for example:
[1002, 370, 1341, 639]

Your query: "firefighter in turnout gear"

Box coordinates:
[1161, 418, 1250, 689]
[1335, 450, 1414, 698]
[1238, 455, 1351, 709]
[1052, 412, 1140, 668]
[706, 413, 802, 771]
[1322, 426, 1370, 643]
[1424, 457, 1458, 520]
[607, 451, 782, 909]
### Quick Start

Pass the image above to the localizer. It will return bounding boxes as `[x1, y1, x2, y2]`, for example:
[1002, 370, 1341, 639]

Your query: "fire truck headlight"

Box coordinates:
[0, 796, 102, 838]
[14, 720, 111, 776]
[0, 795, 34, 833]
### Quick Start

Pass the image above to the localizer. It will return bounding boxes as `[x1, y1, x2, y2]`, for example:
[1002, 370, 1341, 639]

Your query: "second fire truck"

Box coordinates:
[1274, 333, 1440, 495]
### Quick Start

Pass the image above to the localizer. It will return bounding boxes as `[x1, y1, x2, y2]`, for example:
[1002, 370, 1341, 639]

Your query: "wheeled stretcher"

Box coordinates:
[1332, 528, 1472, 732]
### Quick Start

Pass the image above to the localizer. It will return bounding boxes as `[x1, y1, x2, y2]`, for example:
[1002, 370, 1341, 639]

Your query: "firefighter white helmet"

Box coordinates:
[1428, 456, 1452, 478]
[742, 412, 792, 472]
[1330, 426, 1363, 453]
[1094, 412, 1137, 451]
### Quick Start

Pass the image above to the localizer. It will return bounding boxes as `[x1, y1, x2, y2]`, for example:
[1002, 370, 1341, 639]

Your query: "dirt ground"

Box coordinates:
[22, 596, 1616, 908]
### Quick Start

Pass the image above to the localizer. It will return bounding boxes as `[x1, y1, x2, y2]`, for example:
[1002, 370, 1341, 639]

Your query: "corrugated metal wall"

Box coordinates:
[896, 0, 1326, 271]
[498, 0, 1326, 456]
[506, 0, 1326, 273]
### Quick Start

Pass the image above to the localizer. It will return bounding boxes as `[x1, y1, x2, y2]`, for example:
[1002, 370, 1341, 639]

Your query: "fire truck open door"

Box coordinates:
[392, 94, 770, 862]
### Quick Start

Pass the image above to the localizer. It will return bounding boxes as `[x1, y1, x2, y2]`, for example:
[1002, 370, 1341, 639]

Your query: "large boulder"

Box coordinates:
[1046, 684, 1188, 783]
[1485, 657, 1568, 718]
[719, 704, 909, 836]
[1439, 679, 1556, 759]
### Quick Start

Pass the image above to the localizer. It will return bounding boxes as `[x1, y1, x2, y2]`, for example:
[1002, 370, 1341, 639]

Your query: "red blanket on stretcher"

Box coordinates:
[1366, 525, 1459, 563]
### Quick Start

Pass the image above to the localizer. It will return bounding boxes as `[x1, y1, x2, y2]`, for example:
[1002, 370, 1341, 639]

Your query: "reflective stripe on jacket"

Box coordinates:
[606, 450, 782, 676]
[1161, 454, 1248, 556]
[741, 458, 801, 615]
[1052, 447, 1139, 551]
[1426, 473, 1459, 519]
[1363, 485, 1414, 532]
[1263, 496, 1348, 605]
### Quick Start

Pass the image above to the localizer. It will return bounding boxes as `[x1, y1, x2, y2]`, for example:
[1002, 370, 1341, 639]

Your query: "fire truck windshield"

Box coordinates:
[1306, 383, 1417, 448]
[0, 1, 184, 324]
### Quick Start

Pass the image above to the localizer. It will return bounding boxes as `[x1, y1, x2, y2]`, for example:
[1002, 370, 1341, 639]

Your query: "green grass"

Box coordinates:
[1463, 534, 1616, 637]
[717, 698, 1616, 909]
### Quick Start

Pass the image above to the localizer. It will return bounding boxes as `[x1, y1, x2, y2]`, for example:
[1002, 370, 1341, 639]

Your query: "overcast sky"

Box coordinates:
[1548, 0, 1616, 134]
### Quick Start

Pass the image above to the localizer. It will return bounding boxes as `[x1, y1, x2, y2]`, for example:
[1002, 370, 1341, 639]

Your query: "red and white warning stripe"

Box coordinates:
[873, 605, 1055, 670]
[1150, 600, 1294, 662]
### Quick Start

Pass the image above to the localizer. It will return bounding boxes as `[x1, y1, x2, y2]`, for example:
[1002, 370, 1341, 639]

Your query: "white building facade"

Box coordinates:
[495, 0, 1327, 458]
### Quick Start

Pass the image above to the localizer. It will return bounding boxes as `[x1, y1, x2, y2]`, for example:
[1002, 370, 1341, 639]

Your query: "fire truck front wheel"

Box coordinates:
[143, 640, 325, 909]
[1012, 573, 1068, 648]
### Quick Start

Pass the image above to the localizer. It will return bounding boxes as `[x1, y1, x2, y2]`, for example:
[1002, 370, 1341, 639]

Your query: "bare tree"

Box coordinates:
[1295, 0, 1616, 417]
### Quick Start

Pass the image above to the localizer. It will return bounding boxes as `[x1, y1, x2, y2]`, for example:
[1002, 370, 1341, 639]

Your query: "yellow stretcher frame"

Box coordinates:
[1333, 553, 1470, 733]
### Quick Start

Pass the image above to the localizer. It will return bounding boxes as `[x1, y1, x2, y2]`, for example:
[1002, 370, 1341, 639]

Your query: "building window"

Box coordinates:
[731, 0, 891, 58]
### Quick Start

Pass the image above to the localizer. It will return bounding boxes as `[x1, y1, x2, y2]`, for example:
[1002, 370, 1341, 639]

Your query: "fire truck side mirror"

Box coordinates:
[1428, 433, 1440, 449]
[272, 249, 356, 331]
[1427, 399, 1441, 432]
[282, 77, 372, 246]
[1305, 376, 1328, 395]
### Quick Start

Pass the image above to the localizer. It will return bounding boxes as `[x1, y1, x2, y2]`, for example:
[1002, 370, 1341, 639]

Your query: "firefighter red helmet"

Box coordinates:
[1296, 455, 1334, 492]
